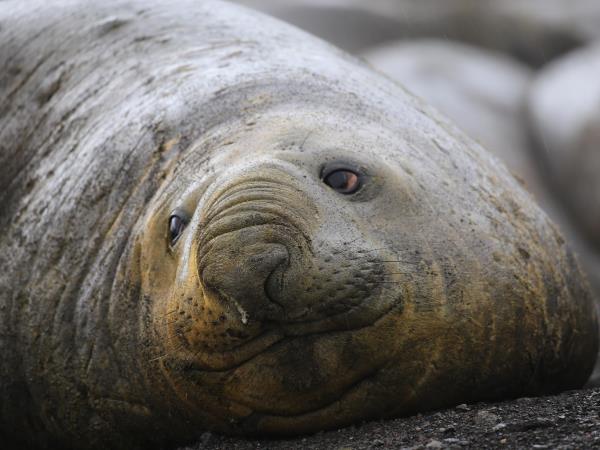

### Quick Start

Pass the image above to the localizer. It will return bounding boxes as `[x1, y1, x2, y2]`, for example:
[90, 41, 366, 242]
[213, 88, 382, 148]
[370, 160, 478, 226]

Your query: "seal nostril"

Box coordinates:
[264, 258, 288, 308]
[200, 242, 290, 323]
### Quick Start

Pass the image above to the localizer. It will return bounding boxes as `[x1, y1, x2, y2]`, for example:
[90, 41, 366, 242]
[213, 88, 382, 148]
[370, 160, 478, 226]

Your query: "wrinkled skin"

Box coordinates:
[0, 1, 597, 449]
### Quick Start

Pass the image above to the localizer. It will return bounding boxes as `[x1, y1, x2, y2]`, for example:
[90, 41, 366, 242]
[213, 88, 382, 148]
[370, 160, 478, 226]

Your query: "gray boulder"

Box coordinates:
[528, 43, 600, 254]
[235, 0, 600, 66]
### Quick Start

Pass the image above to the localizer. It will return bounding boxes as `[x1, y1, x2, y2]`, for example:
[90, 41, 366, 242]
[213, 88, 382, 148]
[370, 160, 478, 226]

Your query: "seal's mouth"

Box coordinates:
[179, 294, 400, 372]
[183, 347, 384, 428]
[176, 301, 404, 426]
[178, 329, 284, 372]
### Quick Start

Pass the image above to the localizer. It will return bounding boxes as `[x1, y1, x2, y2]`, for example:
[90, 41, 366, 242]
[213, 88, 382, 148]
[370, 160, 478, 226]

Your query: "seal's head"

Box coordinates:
[138, 105, 597, 436]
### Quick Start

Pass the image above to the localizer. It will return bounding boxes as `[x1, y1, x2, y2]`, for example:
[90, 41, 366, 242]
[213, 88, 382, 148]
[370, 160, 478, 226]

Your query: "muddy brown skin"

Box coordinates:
[0, 1, 597, 449]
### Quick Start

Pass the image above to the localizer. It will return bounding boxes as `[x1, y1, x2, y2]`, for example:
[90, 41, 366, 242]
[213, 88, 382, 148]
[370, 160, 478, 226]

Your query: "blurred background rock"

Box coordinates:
[236, 0, 600, 65]
[233, 0, 600, 384]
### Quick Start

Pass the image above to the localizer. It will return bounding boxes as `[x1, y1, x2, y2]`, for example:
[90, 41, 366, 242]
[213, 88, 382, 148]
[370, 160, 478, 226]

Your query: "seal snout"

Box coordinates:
[195, 173, 311, 326]
[200, 242, 289, 324]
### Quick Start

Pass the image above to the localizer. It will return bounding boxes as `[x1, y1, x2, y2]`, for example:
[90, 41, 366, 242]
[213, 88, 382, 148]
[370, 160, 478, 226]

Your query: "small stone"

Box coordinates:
[500, 438, 507, 444]
[508, 417, 554, 432]
[426, 440, 443, 449]
[456, 404, 470, 412]
[474, 410, 501, 425]
[492, 423, 507, 432]
[440, 424, 456, 433]
[199, 432, 212, 446]
[445, 438, 469, 446]
[371, 439, 385, 447]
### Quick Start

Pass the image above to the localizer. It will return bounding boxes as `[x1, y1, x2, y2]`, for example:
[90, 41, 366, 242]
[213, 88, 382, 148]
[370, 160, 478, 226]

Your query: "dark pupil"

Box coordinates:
[169, 216, 185, 243]
[326, 171, 350, 190]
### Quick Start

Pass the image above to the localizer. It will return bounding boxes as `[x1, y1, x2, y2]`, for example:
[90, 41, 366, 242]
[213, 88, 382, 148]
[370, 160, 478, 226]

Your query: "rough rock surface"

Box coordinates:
[180, 386, 600, 449]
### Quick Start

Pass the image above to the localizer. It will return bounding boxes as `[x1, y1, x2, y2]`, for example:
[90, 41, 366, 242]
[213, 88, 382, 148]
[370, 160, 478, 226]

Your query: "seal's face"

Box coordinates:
[137, 107, 595, 434]
[136, 110, 405, 425]
[140, 111, 409, 428]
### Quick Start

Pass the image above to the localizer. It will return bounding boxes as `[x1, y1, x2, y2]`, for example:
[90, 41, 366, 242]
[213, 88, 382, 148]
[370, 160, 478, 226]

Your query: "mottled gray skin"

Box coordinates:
[0, 1, 597, 449]
[362, 38, 600, 384]
[362, 39, 535, 187]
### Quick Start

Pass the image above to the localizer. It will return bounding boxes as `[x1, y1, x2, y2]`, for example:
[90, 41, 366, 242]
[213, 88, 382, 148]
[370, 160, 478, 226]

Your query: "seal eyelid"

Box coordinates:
[168, 209, 189, 247]
[321, 165, 363, 195]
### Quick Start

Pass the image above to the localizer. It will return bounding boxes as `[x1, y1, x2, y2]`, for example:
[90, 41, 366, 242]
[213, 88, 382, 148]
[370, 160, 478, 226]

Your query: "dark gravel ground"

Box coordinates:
[180, 387, 600, 449]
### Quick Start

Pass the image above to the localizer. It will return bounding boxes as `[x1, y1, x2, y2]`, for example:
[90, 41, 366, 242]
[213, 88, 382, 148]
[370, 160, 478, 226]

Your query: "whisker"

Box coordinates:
[148, 354, 169, 363]
[380, 259, 422, 263]
[149, 341, 187, 362]
[356, 247, 390, 253]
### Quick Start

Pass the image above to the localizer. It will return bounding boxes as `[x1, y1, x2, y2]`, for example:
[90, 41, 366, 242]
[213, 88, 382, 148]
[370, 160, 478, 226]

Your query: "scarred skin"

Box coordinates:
[0, 1, 597, 449]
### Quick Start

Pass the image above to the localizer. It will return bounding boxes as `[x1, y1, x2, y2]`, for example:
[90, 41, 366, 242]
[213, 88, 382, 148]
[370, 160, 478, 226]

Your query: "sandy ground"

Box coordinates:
[180, 386, 600, 449]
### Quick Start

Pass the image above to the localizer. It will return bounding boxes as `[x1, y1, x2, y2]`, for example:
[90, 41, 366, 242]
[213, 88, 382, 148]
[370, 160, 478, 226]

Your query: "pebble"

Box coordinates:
[492, 423, 507, 432]
[199, 432, 212, 446]
[474, 410, 501, 425]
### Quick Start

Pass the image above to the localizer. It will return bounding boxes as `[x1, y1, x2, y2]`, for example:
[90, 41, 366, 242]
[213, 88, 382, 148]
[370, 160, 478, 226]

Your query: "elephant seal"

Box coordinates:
[0, 0, 597, 449]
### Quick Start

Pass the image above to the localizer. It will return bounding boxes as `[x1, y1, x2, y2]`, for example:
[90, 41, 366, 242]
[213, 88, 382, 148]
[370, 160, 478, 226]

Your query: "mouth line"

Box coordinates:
[273, 296, 399, 336]
[179, 329, 285, 372]
[180, 299, 400, 374]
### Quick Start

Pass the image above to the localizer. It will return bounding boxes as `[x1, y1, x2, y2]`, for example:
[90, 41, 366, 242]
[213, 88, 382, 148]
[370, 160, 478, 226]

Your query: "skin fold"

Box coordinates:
[0, 0, 597, 448]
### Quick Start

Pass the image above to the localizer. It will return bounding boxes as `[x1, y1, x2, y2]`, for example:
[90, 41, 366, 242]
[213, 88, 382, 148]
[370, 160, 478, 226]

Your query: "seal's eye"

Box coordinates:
[323, 169, 361, 194]
[168, 213, 187, 246]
